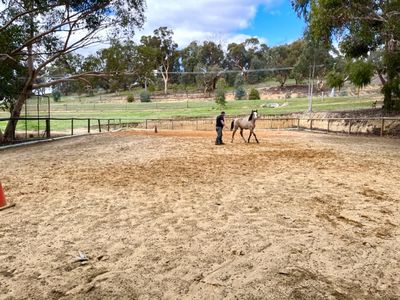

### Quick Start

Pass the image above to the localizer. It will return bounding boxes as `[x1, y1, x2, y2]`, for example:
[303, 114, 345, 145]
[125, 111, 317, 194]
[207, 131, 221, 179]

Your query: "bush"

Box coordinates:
[216, 78, 227, 90]
[140, 91, 151, 102]
[234, 74, 245, 88]
[235, 86, 246, 100]
[127, 94, 135, 102]
[248, 88, 260, 100]
[52, 89, 61, 102]
[215, 89, 226, 107]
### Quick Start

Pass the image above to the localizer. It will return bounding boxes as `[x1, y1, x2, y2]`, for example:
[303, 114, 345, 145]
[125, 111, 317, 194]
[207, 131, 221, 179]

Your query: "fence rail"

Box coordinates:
[1, 116, 400, 145]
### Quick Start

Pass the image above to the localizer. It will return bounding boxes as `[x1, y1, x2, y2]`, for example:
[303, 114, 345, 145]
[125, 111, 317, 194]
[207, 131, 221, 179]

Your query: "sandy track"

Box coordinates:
[1, 130, 400, 299]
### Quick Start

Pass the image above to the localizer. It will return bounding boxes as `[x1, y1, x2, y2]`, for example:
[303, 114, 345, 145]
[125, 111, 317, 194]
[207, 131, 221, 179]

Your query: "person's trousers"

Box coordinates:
[215, 127, 223, 144]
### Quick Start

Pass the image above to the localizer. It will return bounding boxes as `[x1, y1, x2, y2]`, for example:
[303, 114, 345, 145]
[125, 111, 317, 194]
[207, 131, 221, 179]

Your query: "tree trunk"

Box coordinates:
[164, 74, 168, 95]
[3, 83, 32, 142]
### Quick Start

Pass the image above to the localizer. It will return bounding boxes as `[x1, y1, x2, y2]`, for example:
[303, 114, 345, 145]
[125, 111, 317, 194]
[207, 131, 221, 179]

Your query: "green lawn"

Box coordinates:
[0, 94, 380, 132]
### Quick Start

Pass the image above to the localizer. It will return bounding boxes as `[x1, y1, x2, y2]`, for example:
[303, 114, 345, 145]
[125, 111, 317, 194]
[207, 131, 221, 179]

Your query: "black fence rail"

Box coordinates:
[1, 116, 400, 145]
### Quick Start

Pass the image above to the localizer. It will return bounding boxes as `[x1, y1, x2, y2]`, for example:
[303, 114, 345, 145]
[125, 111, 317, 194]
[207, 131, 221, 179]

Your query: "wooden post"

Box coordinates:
[145, 119, 148, 129]
[107, 119, 110, 132]
[171, 120, 174, 130]
[297, 118, 300, 130]
[381, 118, 385, 137]
[348, 120, 352, 135]
[98, 119, 101, 132]
[327, 120, 330, 133]
[88, 119, 91, 133]
[45, 118, 50, 138]
[71, 119, 74, 136]
[310, 119, 313, 130]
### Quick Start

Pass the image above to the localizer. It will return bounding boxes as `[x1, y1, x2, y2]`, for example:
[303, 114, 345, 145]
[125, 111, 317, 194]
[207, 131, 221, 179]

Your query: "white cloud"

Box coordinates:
[133, 0, 282, 47]
[76, 0, 283, 55]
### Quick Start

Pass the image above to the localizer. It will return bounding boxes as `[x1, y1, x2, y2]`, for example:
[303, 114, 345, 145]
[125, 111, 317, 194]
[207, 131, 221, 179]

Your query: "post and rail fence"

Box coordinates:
[1, 116, 400, 145]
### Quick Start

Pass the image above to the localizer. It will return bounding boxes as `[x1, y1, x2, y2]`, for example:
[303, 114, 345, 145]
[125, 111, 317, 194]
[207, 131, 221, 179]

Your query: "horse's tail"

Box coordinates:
[230, 120, 234, 131]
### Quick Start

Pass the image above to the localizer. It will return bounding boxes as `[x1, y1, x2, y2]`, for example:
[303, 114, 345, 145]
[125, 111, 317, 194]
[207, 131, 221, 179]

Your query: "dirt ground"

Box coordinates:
[1, 129, 400, 300]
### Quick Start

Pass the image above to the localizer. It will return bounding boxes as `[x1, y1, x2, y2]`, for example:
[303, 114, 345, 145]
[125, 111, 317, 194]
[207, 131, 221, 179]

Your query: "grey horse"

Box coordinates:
[230, 110, 259, 143]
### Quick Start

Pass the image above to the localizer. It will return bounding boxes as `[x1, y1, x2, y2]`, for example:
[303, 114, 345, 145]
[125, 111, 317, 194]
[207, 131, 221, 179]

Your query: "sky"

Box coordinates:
[136, 0, 307, 48]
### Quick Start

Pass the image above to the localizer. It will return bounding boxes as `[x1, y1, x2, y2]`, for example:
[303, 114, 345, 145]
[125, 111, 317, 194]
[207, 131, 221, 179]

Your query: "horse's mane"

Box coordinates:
[248, 111, 254, 121]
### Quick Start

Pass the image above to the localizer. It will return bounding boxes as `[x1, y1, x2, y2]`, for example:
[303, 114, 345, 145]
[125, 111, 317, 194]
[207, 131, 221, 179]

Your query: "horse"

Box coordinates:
[230, 110, 259, 143]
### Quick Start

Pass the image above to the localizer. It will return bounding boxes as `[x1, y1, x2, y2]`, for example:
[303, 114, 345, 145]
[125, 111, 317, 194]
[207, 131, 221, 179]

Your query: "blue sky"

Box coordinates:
[136, 0, 307, 48]
[238, 1, 306, 46]
[80, 1, 308, 54]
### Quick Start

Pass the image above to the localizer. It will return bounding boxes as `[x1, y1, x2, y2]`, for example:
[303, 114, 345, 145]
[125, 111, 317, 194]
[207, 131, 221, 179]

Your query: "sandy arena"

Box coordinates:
[1, 129, 400, 299]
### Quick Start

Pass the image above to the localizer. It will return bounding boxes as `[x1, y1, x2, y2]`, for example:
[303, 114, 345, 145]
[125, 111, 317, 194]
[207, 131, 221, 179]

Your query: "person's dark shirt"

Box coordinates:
[216, 114, 225, 127]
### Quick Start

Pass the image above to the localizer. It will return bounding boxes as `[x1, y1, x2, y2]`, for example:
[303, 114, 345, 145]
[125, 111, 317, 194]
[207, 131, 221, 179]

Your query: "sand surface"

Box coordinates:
[1, 129, 400, 299]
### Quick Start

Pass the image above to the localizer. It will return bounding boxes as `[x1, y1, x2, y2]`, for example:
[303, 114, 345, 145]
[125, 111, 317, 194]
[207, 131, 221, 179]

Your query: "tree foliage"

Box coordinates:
[292, 0, 400, 111]
[0, 0, 146, 141]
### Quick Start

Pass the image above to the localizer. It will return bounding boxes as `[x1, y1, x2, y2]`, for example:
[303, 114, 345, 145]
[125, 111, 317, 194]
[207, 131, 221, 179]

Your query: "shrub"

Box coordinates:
[235, 86, 246, 100]
[234, 74, 245, 88]
[215, 89, 226, 107]
[127, 94, 135, 102]
[140, 91, 151, 102]
[326, 71, 345, 91]
[216, 78, 227, 90]
[52, 89, 61, 102]
[248, 88, 260, 100]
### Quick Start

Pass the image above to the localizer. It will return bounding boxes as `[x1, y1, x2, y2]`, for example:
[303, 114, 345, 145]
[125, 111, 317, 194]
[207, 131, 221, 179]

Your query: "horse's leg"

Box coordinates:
[231, 127, 237, 143]
[253, 130, 259, 143]
[240, 128, 246, 143]
[248, 130, 253, 143]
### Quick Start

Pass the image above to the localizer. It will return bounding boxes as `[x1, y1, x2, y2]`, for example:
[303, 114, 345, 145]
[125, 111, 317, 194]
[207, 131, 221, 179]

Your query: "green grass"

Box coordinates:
[0, 94, 380, 133]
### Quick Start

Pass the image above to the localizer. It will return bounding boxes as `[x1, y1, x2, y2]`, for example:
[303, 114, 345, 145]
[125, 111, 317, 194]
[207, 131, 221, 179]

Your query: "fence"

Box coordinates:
[1, 116, 399, 145]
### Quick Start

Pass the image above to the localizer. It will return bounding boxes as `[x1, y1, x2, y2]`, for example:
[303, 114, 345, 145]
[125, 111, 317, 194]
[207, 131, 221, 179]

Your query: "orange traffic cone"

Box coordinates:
[0, 183, 15, 211]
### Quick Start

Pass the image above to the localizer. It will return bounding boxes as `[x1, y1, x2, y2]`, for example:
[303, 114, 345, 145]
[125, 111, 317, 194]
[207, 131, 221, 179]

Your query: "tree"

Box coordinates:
[0, 0, 145, 141]
[268, 44, 296, 87]
[140, 27, 178, 95]
[292, 0, 400, 111]
[347, 60, 374, 95]
[326, 71, 345, 91]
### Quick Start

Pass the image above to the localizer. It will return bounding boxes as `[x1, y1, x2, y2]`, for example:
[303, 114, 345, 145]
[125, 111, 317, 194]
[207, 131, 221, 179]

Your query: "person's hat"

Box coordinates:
[221, 111, 225, 114]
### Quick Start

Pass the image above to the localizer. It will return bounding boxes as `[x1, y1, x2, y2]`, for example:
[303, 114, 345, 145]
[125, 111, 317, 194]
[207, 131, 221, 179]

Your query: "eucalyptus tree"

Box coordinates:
[292, 0, 400, 111]
[0, 0, 145, 141]
[139, 27, 178, 94]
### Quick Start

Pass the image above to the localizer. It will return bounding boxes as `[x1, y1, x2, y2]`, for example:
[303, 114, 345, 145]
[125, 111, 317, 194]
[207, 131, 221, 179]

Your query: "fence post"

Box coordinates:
[145, 119, 148, 129]
[88, 119, 91, 133]
[71, 119, 74, 136]
[46, 118, 51, 138]
[107, 119, 110, 132]
[297, 118, 300, 130]
[310, 119, 313, 130]
[171, 120, 174, 130]
[327, 120, 330, 133]
[381, 118, 385, 137]
[348, 120, 352, 135]
[98, 119, 101, 132]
